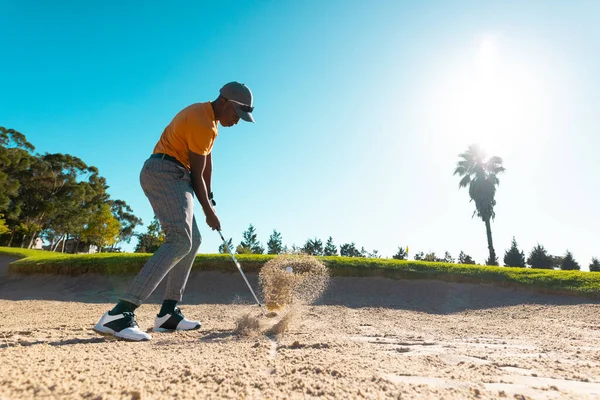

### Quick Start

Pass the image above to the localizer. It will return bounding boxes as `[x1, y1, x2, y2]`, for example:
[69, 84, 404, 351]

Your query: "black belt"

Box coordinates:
[150, 153, 187, 170]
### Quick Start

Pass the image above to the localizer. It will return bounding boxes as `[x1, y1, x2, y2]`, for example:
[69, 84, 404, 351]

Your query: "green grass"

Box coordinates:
[2, 247, 599, 298]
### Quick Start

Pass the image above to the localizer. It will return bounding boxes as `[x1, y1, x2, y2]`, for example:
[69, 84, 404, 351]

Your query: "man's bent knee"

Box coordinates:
[164, 232, 194, 259]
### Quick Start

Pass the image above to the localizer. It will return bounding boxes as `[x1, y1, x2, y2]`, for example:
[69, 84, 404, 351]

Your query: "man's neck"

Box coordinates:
[210, 101, 220, 122]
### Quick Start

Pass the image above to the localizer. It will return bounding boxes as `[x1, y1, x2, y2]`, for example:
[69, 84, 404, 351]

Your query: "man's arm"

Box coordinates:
[203, 152, 212, 196]
[189, 150, 220, 230]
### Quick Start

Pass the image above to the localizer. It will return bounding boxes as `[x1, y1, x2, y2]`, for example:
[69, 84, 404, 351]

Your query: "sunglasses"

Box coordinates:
[224, 97, 254, 113]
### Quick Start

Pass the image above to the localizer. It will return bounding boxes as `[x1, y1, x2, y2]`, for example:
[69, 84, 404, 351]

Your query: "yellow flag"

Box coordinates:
[406, 246, 409, 254]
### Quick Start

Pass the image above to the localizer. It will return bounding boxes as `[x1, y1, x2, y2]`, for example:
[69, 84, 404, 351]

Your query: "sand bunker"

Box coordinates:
[2, 256, 600, 399]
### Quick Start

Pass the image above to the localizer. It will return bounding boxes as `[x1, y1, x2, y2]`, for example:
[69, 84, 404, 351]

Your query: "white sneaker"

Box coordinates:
[153, 307, 201, 332]
[93, 311, 152, 341]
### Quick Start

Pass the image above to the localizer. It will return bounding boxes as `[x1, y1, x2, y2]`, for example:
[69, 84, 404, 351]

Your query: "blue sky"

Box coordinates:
[1, 1, 598, 269]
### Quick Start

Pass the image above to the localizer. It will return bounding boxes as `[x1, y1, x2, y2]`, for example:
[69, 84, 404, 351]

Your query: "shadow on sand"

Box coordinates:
[0, 337, 107, 349]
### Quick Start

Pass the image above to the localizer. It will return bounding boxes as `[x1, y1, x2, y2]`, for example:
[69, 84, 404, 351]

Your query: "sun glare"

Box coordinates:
[426, 34, 551, 158]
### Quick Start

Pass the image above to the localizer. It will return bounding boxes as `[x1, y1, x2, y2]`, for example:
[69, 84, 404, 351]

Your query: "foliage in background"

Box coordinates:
[3, 247, 600, 299]
[454, 144, 505, 266]
[0, 127, 142, 252]
[527, 244, 554, 269]
[458, 251, 476, 265]
[324, 236, 338, 256]
[81, 204, 121, 252]
[560, 250, 581, 271]
[237, 224, 264, 254]
[218, 237, 234, 254]
[340, 242, 365, 257]
[267, 229, 283, 254]
[504, 237, 526, 267]
[303, 238, 323, 256]
[392, 246, 407, 260]
[0, 214, 8, 236]
[134, 216, 164, 253]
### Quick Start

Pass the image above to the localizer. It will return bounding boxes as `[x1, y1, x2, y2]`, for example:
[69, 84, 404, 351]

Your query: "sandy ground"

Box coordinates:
[1, 256, 600, 400]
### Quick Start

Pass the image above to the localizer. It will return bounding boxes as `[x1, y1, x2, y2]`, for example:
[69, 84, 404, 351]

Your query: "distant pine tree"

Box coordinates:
[560, 250, 581, 271]
[267, 230, 283, 254]
[527, 244, 554, 269]
[590, 258, 600, 272]
[238, 224, 264, 254]
[392, 246, 407, 260]
[503, 237, 526, 267]
[443, 251, 455, 263]
[458, 251, 475, 265]
[367, 249, 381, 258]
[302, 238, 323, 256]
[323, 236, 338, 256]
[340, 242, 363, 257]
[218, 237, 234, 254]
[486, 254, 499, 266]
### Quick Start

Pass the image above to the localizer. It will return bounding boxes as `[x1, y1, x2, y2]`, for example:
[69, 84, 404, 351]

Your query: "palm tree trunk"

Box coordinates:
[484, 218, 497, 265]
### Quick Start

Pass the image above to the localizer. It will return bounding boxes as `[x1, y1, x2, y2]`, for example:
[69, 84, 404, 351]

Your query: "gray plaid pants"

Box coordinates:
[121, 157, 201, 305]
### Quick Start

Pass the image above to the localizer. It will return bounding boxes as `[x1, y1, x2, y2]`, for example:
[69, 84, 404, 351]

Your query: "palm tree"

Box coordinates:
[454, 144, 505, 265]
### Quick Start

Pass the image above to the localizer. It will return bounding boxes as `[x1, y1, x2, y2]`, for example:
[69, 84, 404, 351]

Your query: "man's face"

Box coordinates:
[220, 100, 240, 127]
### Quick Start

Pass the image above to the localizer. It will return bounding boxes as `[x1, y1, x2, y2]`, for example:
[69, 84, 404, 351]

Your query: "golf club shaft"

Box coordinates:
[218, 230, 267, 316]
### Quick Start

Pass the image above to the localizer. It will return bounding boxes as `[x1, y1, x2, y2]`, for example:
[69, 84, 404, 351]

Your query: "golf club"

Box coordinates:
[218, 230, 268, 316]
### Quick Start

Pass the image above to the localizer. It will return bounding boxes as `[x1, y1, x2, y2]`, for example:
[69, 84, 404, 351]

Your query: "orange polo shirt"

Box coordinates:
[153, 102, 218, 170]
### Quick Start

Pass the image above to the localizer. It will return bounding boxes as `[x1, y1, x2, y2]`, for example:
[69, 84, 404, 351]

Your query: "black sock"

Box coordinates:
[108, 300, 138, 316]
[158, 300, 178, 317]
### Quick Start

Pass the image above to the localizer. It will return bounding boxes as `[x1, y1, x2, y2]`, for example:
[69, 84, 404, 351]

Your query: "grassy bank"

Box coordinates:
[2, 247, 599, 298]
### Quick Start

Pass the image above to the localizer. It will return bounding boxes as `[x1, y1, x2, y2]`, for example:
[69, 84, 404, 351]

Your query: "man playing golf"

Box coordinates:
[94, 82, 255, 341]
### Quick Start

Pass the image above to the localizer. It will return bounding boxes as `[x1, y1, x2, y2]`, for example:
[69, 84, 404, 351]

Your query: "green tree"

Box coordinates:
[15, 153, 99, 249]
[392, 246, 407, 260]
[0, 127, 35, 214]
[458, 251, 476, 264]
[550, 255, 564, 269]
[81, 204, 121, 252]
[454, 144, 505, 266]
[424, 252, 439, 262]
[302, 238, 323, 256]
[323, 236, 337, 256]
[590, 258, 600, 272]
[504, 237, 526, 267]
[443, 251, 455, 263]
[527, 244, 554, 269]
[340, 242, 364, 257]
[414, 251, 425, 261]
[134, 216, 165, 253]
[219, 237, 234, 254]
[235, 244, 253, 254]
[267, 230, 283, 254]
[109, 199, 143, 248]
[238, 224, 264, 254]
[367, 249, 381, 258]
[560, 250, 580, 271]
[0, 214, 9, 236]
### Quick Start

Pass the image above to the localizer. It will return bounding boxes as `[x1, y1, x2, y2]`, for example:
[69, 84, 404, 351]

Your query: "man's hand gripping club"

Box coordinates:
[189, 150, 221, 231]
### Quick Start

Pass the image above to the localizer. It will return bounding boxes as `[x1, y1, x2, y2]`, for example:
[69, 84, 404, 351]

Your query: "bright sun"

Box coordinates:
[427, 34, 551, 158]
